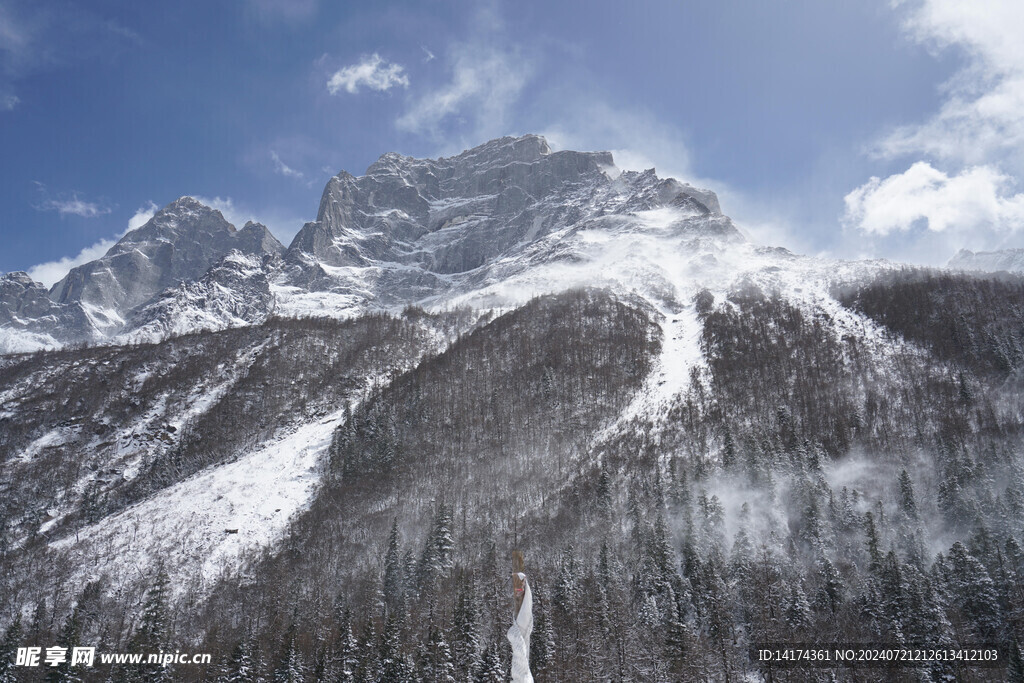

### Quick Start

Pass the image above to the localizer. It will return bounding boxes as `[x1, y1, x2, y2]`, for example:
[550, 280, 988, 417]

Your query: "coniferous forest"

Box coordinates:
[4, 275, 1024, 681]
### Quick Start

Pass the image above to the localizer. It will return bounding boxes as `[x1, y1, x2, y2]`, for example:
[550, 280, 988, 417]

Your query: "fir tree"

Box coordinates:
[898, 470, 918, 520]
[382, 518, 405, 617]
[273, 623, 306, 683]
[220, 640, 255, 683]
[475, 643, 505, 683]
[0, 616, 23, 683]
[418, 504, 455, 587]
[452, 580, 482, 678]
[378, 613, 408, 683]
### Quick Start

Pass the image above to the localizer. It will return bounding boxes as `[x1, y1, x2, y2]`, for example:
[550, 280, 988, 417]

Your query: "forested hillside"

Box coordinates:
[4, 276, 1023, 681]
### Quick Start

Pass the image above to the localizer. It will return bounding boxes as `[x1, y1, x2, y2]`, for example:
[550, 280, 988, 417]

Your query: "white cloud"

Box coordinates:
[26, 200, 157, 287]
[127, 200, 158, 231]
[844, 161, 1024, 235]
[843, 0, 1024, 260]
[270, 150, 304, 179]
[878, 0, 1024, 167]
[1, 94, 18, 110]
[27, 237, 117, 287]
[397, 41, 528, 138]
[39, 196, 111, 218]
[327, 54, 409, 95]
[194, 196, 248, 227]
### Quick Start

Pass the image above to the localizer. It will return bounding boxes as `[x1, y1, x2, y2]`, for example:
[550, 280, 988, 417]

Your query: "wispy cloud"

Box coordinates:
[26, 201, 156, 287]
[327, 54, 409, 95]
[34, 184, 112, 218]
[876, 0, 1024, 168]
[27, 238, 117, 287]
[127, 200, 158, 231]
[844, 0, 1024, 260]
[396, 45, 528, 138]
[0, 2, 140, 111]
[396, 6, 531, 142]
[270, 150, 304, 179]
[41, 196, 111, 218]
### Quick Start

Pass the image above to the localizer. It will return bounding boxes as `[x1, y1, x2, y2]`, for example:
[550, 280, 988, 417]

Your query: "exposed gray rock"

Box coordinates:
[119, 251, 278, 343]
[0, 272, 94, 349]
[50, 197, 284, 334]
[948, 248, 1024, 273]
[284, 134, 739, 306]
[1, 134, 742, 352]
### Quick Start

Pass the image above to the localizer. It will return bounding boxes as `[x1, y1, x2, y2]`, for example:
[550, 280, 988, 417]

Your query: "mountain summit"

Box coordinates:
[1, 198, 284, 351]
[1, 135, 743, 353]
[276, 134, 742, 316]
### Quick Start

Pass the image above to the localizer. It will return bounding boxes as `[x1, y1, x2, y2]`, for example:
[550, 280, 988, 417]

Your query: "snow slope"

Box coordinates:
[52, 410, 345, 597]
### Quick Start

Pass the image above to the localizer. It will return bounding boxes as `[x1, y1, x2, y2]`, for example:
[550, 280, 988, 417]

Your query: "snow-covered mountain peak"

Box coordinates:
[948, 248, 1024, 273]
[3, 135, 782, 352]
[281, 134, 737, 319]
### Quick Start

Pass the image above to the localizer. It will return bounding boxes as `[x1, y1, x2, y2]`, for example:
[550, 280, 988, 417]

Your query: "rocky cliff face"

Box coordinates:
[119, 250, 280, 344]
[281, 134, 741, 310]
[0, 272, 94, 351]
[2, 135, 742, 352]
[0, 198, 284, 350]
[49, 197, 284, 334]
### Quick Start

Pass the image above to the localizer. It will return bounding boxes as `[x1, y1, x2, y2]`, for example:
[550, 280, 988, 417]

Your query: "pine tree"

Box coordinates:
[595, 464, 612, 520]
[945, 542, 1003, 639]
[878, 551, 907, 640]
[220, 640, 255, 683]
[898, 470, 918, 520]
[273, 623, 306, 683]
[48, 604, 84, 683]
[335, 609, 358, 683]
[419, 625, 456, 682]
[864, 512, 882, 573]
[784, 581, 811, 633]
[721, 428, 737, 470]
[0, 616, 23, 683]
[129, 567, 173, 682]
[813, 556, 843, 615]
[378, 613, 408, 683]
[530, 592, 554, 680]
[382, 518, 405, 617]
[452, 580, 482, 678]
[354, 620, 380, 682]
[475, 643, 505, 683]
[663, 587, 693, 679]
[418, 504, 454, 587]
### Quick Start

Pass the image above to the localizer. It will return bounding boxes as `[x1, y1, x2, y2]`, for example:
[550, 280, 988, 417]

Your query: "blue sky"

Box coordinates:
[2, 0, 1023, 284]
